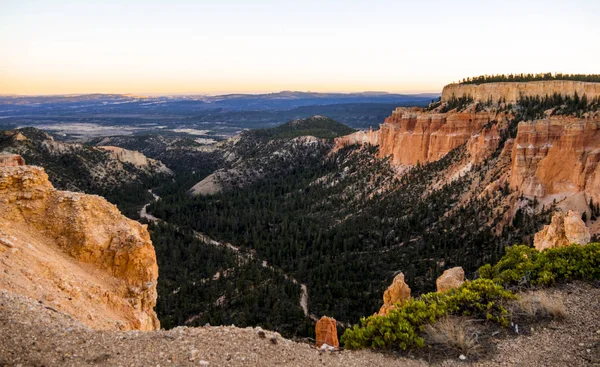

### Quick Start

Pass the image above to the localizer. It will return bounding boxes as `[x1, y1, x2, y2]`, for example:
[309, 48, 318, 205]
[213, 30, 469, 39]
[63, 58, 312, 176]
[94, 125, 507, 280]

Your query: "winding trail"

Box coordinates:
[139, 190, 161, 222]
[140, 192, 314, 319]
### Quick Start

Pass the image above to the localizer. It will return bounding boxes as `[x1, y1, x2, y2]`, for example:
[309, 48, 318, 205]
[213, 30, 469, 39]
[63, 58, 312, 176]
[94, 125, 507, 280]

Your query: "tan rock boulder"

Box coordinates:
[315, 316, 339, 348]
[534, 210, 591, 251]
[436, 267, 465, 293]
[378, 272, 411, 315]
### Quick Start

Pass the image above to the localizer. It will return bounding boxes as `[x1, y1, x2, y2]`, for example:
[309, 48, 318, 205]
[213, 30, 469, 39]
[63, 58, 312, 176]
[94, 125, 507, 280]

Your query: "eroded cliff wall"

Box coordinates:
[0, 163, 159, 331]
[442, 81, 600, 104]
[335, 107, 495, 167]
[509, 115, 600, 203]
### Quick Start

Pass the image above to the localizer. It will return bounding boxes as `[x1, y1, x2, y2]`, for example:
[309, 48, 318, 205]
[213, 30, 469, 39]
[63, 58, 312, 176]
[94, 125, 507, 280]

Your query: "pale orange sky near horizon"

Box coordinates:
[1, 0, 599, 95]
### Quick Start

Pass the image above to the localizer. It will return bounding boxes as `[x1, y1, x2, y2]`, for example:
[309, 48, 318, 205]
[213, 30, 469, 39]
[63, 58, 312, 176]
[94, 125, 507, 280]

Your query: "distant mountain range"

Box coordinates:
[0, 91, 439, 112]
[0, 91, 439, 138]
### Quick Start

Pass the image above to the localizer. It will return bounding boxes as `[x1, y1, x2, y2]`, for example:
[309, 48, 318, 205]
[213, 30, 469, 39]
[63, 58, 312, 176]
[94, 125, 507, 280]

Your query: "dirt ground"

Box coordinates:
[1, 282, 599, 367]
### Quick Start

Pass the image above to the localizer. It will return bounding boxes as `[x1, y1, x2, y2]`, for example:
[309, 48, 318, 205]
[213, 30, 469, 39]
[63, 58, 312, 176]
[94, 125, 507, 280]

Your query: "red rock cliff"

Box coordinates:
[509, 115, 600, 203]
[335, 107, 494, 167]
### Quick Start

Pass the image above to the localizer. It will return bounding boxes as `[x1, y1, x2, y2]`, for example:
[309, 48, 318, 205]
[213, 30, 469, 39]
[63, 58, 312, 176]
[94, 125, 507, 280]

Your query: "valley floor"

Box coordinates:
[1, 282, 599, 366]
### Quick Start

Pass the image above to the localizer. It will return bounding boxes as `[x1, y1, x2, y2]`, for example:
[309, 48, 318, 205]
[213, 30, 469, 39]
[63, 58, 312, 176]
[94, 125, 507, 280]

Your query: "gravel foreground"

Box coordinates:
[1, 282, 599, 367]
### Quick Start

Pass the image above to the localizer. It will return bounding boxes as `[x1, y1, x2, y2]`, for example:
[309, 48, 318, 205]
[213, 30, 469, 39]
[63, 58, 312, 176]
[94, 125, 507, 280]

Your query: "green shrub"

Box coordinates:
[342, 243, 600, 351]
[341, 279, 514, 350]
[479, 243, 600, 287]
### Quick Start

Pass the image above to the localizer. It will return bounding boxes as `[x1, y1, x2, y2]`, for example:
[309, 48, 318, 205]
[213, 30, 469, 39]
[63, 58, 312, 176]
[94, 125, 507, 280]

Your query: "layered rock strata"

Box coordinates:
[442, 81, 600, 104]
[509, 116, 600, 203]
[335, 107, 494, 167]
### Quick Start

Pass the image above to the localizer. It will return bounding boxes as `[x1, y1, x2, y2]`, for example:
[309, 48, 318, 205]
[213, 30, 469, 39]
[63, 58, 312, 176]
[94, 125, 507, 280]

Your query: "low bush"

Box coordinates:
[341, 243, 600, 351]
[478, 243, 600, 287]
[341, 279, 514, 350]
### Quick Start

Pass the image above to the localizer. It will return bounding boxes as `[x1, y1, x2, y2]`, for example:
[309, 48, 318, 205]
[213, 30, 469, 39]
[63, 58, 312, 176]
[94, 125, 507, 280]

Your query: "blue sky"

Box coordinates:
[1, 0, 598, 94]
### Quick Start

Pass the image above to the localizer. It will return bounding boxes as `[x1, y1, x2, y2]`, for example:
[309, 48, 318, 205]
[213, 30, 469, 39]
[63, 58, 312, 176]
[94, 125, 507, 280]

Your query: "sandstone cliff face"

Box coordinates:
[534, 210, 591, 251]
[509, 116, 600, 203]
[0, 163, 159, 331]
[335, 107, 494, 167]
[442, 81, 600, 104]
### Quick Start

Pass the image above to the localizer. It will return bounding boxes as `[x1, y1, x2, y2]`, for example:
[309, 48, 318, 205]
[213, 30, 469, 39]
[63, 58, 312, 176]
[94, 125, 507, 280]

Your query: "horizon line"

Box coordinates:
[0, 90, 443, 98]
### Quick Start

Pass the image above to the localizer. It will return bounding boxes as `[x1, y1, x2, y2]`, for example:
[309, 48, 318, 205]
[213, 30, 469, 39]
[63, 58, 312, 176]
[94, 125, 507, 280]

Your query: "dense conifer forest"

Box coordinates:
[146, 112, 552, 336]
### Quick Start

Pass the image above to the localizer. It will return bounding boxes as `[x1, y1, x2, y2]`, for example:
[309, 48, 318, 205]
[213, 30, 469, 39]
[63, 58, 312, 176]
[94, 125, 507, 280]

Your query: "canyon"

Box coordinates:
[335, 81, 600, 217]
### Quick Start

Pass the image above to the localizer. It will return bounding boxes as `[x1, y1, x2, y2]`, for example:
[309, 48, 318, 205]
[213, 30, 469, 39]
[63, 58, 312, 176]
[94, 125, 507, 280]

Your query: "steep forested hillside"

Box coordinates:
[0, 127, 172, 216]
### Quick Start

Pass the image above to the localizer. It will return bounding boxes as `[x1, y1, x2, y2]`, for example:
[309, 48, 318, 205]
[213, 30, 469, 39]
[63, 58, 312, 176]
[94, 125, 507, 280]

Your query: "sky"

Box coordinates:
[0, 0, 598, 95]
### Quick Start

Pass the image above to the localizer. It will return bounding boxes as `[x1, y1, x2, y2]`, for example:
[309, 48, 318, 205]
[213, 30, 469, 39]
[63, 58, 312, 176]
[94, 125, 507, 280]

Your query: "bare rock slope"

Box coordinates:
[0, 163, 159, 331]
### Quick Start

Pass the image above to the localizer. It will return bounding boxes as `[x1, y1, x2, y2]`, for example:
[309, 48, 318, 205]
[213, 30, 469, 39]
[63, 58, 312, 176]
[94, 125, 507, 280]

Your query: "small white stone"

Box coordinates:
[459, 354, 467, 360]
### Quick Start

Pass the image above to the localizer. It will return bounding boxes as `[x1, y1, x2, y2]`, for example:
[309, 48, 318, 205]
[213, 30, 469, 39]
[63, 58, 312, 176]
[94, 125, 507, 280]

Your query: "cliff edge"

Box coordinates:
[0, 160, 159, 331]
[442, 81, 600, 104]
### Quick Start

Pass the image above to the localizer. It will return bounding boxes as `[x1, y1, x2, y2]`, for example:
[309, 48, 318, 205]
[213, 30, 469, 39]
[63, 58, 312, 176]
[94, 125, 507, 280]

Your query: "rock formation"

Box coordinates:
[98, 146, 172, 174]
[0, 152, 25, 167]
[0, 161, 159, 331]
[334, 107, 495, 167]
[333, 127, 379, 150]
[442, 81, 600, 104]
[534, 210, 591, 251]
[509, 117, 600, 203]
[436, 267, 465, 293]
[315, 316, 339, 348]
[378, 272, 411, 315]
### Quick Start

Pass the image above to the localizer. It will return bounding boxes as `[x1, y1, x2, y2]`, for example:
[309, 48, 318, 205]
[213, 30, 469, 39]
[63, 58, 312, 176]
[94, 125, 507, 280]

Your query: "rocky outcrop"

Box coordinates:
[534, 210, 591, 251]
[98, 146, 171, 174]
[466, 123, 503, 164]
[0, 153, 25, 167]
[509, 117, 600, 203]
[333, 127, 379, 150]
[315, 316, 339, 348]
[436, 267, 465, 293]
[0, 163, 159, 331]
[334, 107, 494, 167]
[378, 272, 411, 315]
[378, 108, 492, 166]
[442, 81, 600, 104]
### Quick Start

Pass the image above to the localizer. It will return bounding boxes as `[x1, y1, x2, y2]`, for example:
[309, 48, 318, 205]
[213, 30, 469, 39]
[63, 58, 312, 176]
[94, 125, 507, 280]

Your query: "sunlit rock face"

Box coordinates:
[442, 81, 600, 104]
[436, 267, 465, 293]
[0, 163, 159, 331]
[509, 116, 600, 203]
[534, 210, 591, 251]
[315, 316, 339, 348]
[378, 272, 411, 316]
